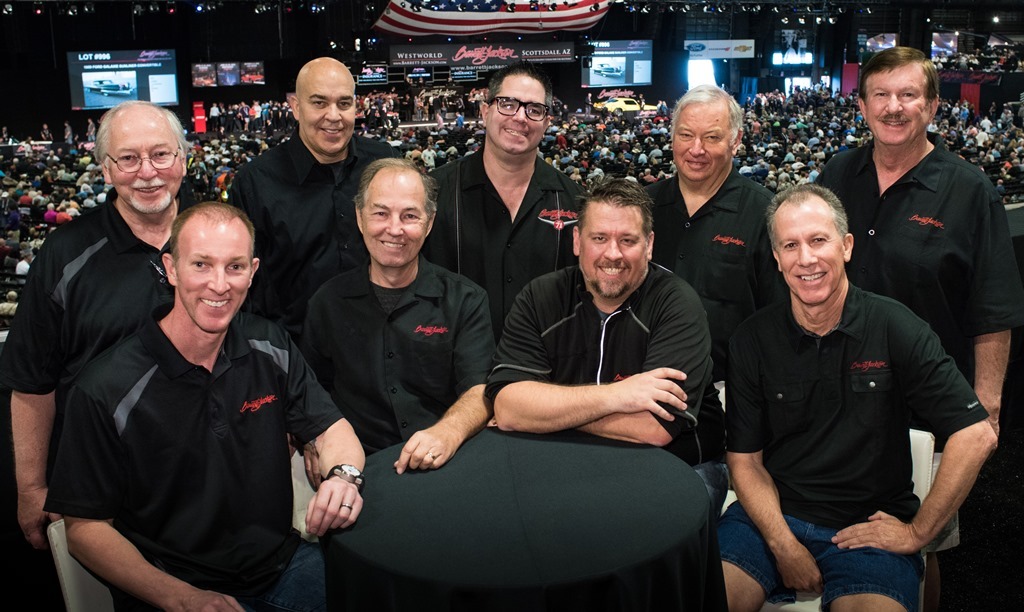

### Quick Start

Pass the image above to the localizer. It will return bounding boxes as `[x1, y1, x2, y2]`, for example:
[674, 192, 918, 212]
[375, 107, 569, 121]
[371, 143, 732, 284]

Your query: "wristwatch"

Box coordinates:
[326, 464, 365, 491]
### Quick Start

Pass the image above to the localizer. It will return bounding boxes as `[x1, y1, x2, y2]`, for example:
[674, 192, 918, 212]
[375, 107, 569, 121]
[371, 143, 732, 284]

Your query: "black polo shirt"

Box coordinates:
[301, 256, 495, 455]
[0, 191, 193, 473]
[486, 264, 723, 466]
[45, 309, 341, 600]
[727, 285, 988, 530]
[425, 145, 585, 340]
[816, 135, 1024, 380]
[647, 170, 785, 383]
[229, 131, 399, 342]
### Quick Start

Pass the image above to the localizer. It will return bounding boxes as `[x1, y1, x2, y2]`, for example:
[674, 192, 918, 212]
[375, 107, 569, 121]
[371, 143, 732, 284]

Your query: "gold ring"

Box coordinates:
[341, 503, 353, 509]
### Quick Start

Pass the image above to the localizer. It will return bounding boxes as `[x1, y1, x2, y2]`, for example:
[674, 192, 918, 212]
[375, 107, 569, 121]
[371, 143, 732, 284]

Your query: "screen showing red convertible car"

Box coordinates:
[68, 49, 179, 110]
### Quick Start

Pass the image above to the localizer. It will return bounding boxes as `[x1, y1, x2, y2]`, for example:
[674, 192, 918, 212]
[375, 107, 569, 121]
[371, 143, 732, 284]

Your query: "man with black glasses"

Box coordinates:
[424, 61, 584, 340]
[0, 100, 195, 550]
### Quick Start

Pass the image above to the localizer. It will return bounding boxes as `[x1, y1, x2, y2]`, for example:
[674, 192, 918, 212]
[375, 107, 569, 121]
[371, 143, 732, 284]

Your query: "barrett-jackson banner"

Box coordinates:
[390, 42, 574, 72]
[375, 0, 608, 36]
[937, 70, 1003, 85]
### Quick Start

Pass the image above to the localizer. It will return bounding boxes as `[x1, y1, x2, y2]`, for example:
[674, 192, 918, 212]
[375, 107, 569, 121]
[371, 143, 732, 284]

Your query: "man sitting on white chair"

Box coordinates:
[719, 184, 997, 612]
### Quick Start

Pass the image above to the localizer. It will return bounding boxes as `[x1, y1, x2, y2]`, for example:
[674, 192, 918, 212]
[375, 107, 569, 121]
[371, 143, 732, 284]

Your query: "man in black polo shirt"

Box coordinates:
[0, 101, 194, 550]
[45, 202, 365, 611]
[230, 57, 399, 343]
[486, 179, 724, 506]
[647, 85, 784, 506]
[424, 61, 584, 340]
[815, 48, 1024, 608]
[302, 158, 494, 472]
[720, 184, 996, 612]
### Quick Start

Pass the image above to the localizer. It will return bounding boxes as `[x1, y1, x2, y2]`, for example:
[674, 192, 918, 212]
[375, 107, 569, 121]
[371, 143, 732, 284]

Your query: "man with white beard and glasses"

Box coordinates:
[0, 100, 195, 550]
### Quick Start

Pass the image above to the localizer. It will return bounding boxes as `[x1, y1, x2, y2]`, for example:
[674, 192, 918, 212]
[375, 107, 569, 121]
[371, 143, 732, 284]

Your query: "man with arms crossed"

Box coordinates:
[230, 57, 398, 343]
[425, 61, 584, 340]
[816, 47, 1023, 607]
[44, 203, 365, 611]
[720, 184, 996, 612]
[486, 179, 724, 494]
[647, 85, 784, 510]
[0, 101, 194, 550]
[302, 159, 494, 474]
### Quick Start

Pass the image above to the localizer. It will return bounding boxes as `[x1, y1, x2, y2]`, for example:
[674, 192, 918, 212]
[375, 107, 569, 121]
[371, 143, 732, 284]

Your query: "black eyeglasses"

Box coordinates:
[106, 149, 181, 173]
[489, 96, 549, 122]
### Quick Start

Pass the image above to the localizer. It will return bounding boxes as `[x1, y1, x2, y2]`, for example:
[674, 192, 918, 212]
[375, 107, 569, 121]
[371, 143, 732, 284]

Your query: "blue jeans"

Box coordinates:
[237, 540, 326, 612]
[718, 503, 923, 611]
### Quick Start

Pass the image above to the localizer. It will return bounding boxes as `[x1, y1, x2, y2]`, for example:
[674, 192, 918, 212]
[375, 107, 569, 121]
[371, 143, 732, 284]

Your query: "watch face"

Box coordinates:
[340, 465, 362, 478]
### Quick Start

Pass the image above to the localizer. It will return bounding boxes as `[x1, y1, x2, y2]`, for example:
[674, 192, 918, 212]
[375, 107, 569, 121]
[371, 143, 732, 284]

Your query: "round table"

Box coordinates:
[324, 428, 726, 611]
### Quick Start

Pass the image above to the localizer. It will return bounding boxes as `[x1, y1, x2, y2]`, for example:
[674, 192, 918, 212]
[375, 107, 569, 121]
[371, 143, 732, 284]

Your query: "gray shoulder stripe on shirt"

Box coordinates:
[249, 339, 290, 373]
[114, 364, 159, 437]
[541, 302, 584, 338]
[52, 237, 109, 309]
[490, 363, 552, 377]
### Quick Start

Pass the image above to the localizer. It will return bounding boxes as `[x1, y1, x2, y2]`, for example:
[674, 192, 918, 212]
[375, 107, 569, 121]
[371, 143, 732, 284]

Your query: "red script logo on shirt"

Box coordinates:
[849, 360, 888, 372]
[713, 234, 746, 247]
[414, 325, 449, 336]
[908, 214, 944, 229]
[241, 394, 278, 413]
[538, 209, 579, 231]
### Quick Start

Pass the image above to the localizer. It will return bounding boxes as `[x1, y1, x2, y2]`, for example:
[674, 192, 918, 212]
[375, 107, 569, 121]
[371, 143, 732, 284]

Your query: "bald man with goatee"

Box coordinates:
[230, 57, 398, 344]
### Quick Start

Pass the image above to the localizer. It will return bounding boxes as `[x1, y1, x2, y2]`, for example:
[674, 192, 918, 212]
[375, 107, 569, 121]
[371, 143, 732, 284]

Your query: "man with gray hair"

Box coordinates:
[720, 183, 995, 612]
[301, 158, 494, 474]
[646, 84, 784, 512]
[0, 100, 195, 550]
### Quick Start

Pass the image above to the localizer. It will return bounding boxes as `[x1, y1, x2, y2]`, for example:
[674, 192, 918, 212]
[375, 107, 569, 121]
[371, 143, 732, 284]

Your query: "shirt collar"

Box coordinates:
[337, 254, 443, 300]
[102, 190, 166, 254]
[284, 129, 356, 184]
[139, 304, 251, 379]
[460, 143, 565, 192]
[783, 283, 867, 351]
[855, 133, 945, 193]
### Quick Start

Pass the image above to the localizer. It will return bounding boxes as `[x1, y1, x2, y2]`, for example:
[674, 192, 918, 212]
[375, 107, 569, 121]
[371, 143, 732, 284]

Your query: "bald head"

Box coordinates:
[290, 57, 357, 164]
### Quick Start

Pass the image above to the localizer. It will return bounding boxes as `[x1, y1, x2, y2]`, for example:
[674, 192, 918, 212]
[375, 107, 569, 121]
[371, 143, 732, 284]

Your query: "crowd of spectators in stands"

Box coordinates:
[1, 59, 1022, 327]
[932, 44, 1022, 72]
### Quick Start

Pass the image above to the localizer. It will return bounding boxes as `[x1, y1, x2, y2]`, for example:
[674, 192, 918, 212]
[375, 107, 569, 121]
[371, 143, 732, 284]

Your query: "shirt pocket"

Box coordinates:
[763, 381, 812, 439]
[702, 247, 750, 305]
[849, 371, 895, 428]
[410, 339, 455, 401]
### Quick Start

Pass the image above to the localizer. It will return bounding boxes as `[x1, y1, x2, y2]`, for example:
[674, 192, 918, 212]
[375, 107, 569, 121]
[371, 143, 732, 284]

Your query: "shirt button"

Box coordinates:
[678, 254, 685, 259]
[401, 420, 408, 428]
[506, 276, 513, 283]
[684, 222, 691, 228]
[506, 242, 512, 248]
[776, 393, 783, 400]
[869, 381, 876, 388]
[860, 267, 866, 273]
[387, 351, 394, 358]
[390, 387, 398, 394]
[868, 229, 875, 236]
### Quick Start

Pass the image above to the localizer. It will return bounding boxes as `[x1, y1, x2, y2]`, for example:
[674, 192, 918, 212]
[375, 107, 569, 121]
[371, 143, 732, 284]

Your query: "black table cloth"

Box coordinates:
[323, 428, 727, 611]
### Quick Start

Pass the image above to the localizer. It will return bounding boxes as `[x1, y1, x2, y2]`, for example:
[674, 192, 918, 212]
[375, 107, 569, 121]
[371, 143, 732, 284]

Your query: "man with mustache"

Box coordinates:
[816, 46, 1024, 610]
[230, 57, 398, 344]
[486, 179, 722, 493]
[0, 101, 195, 550]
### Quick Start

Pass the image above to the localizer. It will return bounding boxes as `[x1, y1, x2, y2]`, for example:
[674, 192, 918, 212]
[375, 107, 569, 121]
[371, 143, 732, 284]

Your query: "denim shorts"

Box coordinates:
[718, 503, 923, 612]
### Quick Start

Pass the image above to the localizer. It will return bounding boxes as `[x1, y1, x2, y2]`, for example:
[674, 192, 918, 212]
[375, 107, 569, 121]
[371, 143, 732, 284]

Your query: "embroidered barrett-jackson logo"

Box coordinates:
[538, 208, 579, 231]
[713, 234, 746, 247]
[241, 394, 278, 413]
[414, 325, 449, 336]
[613, 373, 630, 381]
[850, 360, 888, 372]
[909, 214, 944, 229]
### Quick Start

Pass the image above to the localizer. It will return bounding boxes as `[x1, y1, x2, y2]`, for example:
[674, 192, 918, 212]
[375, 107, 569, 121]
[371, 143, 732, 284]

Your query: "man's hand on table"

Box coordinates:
[395, 422, 462, 474]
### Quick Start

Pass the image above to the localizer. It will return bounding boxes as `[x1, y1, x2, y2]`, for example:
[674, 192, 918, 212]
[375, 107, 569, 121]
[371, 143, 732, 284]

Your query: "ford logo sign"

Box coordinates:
[687, 43, 706, 52]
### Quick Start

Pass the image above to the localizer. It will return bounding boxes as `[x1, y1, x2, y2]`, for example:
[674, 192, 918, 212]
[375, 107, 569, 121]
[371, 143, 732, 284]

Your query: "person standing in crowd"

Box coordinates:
[40, 123, 52, 141]
[208, 101, 221, 133]
[63, 121, 74, 147]
[425, 61, 584, 340]
[0, 100, 194, 550]
[486, 179, 723, 501]
[816, 46, 1024, 611]
[230, 57, 398, 343]
[720, 184, 996, 612]
[646, 85, 784, 511]
[302, 158, 494, 471]
[44, 202, 366, 611]
[85, 117, 96, 142]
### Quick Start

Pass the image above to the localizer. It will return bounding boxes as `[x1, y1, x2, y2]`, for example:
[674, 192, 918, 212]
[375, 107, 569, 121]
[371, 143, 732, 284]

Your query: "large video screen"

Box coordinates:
[68, 49, 178, 110]
[581, 40, 653, 88]
[192, 63, 216, 87]
[772, 30, 813, 65]
[241, 62, 265, 85]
